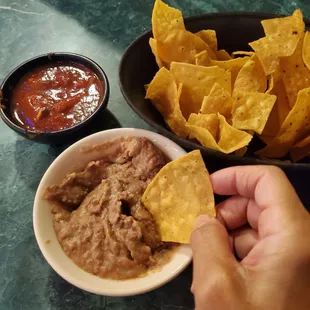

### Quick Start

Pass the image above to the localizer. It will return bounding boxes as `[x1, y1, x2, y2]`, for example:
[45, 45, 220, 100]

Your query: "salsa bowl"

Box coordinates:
[0, 52, 109, 144]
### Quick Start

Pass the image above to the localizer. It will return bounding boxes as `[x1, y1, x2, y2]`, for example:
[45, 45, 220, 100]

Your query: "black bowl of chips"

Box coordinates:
[119, 1, 310, 170]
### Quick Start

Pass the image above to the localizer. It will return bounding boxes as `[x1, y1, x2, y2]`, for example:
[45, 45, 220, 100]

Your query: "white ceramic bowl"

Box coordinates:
[33, 128, 192, 296]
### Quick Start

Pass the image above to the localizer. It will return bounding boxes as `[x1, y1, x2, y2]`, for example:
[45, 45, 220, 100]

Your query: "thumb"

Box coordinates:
[190, 215, 237, 293]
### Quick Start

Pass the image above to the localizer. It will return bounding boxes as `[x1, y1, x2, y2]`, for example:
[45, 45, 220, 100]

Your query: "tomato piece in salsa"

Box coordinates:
[11, 62, 104, 132]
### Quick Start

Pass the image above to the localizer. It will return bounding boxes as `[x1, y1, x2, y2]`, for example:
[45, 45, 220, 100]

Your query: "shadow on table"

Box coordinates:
[46, 265, 194, 310]
[13, 109, 121, 192]
[45, 272, 103, 309]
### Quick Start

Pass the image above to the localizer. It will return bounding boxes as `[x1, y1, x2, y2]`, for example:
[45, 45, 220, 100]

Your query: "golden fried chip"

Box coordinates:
[281, 35, 310, 107]
[233, 55, 267, 95]
[256, 87, 310, 158]
[187, 114, 252, 153]
[152, 0, 185, 42]
[231, 51, 255, 58]
[262, 9, 303, 36]
[302, 31, 310, 70]
[158, 30, 217, 65]
[188, 113, 219, 140]
[146, 67, 188, 137]
[216, 49, 232, 60]
[170, 62, 231, 119]
[152, 0, 216, 64]
[142, 150, 215, 244]
[232, 92, 276, 134]
[146, 67, 174, 117]
[196, 29, 218, 51]
[266, 74, 274, 94]
[262, 70, 291, 137]
[217, 114, 253, 153]
[196, 49, 234, 65]
[149, 38, 164, 68]
[177, 82, 183, 100]
[211, 57, 250, 87]
[249, 10, 304, 74]
[195, 50, 211, 66]
[290, 135, 310, 161]
[200, 83, 233, 119]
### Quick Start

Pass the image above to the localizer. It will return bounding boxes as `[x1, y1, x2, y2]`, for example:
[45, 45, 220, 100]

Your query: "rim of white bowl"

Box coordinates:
[33, 128, 192, 296]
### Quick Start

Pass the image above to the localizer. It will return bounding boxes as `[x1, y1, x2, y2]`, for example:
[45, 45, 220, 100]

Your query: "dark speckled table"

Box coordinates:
[1, 0, 310, 309]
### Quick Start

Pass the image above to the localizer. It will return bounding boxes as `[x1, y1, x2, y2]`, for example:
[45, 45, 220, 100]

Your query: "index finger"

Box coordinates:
[211, 165, 304, 215]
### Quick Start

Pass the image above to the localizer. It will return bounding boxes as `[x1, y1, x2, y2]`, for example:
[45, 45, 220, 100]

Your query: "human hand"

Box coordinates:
[190, 166, 310, 310]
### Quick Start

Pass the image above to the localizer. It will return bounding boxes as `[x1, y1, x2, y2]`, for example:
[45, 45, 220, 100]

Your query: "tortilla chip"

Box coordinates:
[187, 114, 252, 153]
[302, 31, 310, 70]
[195, 50, 211, 66]
[249, 9, 304, 74]
[152, 0, 185, 42]
[149, 38, 164, 68]
[142, 150, 215, 244]
[196, 49, 234, 65]
[216, 49, 232, 60]
[266, 74, 274, 94]
[146, 67, 188, 137]
[232, 92, 276, 134]
[188, 113, 219, 140]
[231, 51, 255, 58]
[233, 55, 267, 95]
[290, 135, 310, 161]
[262, 70, 291, 137]
[262, 9, 303, 36]
[195, 29, 218, 51]
[256, 87, 310, 158]
[200, 83, 233, 119]
[165, 83, 189, 137]
[294, 135, 310, 148]
[217, 114, 253, 153]
[170, 62, 231, 119]
[152, 0, 216, 64]
[281, 35, 310, 108]
[159, 30, 217, 65]
[210, 57, 250, 87]
[187, 123, 220, 150]
[177, 82, 183, 100]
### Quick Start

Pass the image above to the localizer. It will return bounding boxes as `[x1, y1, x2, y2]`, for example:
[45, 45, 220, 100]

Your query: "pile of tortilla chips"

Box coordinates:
[146, 0, 310, 161]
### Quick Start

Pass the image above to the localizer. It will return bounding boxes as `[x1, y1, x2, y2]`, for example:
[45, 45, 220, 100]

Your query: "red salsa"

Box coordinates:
[11, 62, 104, 132]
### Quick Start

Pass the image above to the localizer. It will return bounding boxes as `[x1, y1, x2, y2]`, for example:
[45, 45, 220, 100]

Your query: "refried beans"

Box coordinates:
[43, 136, 178, 280]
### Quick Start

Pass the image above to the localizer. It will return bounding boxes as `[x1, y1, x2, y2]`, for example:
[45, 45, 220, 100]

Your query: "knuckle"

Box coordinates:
[264, 165, 285, 178]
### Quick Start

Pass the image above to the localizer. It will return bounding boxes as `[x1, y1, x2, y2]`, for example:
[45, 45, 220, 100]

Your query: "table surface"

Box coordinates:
[1, 0, 310, 309]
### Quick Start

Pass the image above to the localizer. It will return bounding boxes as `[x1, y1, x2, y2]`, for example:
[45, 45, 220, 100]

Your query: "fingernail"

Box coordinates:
[194, 214, 211, 229]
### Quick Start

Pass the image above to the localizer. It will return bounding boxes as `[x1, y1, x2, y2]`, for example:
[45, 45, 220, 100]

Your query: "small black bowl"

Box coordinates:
[0, 52, 110, 144]
[119, 12, 310, 170]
